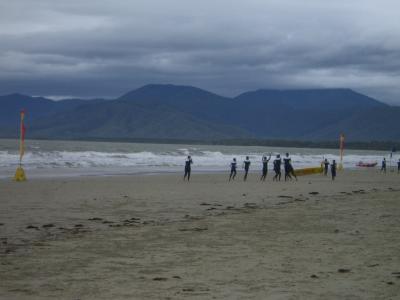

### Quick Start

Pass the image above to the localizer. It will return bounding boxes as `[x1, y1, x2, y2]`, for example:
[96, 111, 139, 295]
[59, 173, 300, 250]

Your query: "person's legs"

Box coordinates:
[261, 169, 266, 181]
[187, 169, 191, 181]
[184, 169, 188, 180]
[285, 169, 292, 181]
[229, 169, 235, 181]
[244, 169, 248, 181]
[290, 167, 297, 181]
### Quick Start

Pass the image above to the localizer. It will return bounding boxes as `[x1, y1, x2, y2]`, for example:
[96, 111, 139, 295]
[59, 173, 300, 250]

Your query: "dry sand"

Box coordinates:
[0, 170, 400, 299]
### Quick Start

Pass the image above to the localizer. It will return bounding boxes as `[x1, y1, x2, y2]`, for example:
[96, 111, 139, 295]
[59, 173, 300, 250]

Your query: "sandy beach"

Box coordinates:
[1, 170, 400, 299]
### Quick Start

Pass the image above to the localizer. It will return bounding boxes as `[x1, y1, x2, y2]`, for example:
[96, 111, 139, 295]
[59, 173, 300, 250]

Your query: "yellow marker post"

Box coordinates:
[14, 110, 27, 181]
[14, 166, 26, 181]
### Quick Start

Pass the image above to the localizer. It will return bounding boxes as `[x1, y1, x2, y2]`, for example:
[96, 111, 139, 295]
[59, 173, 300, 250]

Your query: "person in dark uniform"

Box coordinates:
[381, 158, 387, 174]
[331, 159, 337, 180]
[398, 159, 400, 174]
[183, 155, 193, 181]
[273, 154, 282, 181]
[283, 153, 297, 181]
[323, 158, 330, 176]
[260, 154, 271, 181]
[243, 156, 251, 181]
[229, 158, 237, 181]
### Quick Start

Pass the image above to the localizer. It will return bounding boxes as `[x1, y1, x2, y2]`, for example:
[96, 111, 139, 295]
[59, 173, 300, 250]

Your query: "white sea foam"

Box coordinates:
[0, 149, 393, 172]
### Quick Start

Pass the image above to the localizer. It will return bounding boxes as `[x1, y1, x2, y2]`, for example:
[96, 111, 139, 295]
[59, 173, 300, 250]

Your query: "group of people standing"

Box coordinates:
[228, 153, 298, 182]
[183, 153, 302, 182]
[183, 154, 400, 182]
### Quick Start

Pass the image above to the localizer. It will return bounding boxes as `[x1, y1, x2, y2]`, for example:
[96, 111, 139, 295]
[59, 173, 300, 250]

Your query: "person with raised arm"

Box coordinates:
[283, 153, 297, 181]
[323, 158, 330, 176]
[260, 154, 271, 181]
[273, 154, 282, 181]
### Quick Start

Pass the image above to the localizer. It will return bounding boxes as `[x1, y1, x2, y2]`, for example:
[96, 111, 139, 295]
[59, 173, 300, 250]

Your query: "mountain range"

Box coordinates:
[0, 84, 399, 142]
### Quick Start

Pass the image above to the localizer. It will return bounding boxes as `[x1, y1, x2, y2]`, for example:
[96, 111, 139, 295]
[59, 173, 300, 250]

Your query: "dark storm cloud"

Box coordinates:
[0, 0, 399, 103]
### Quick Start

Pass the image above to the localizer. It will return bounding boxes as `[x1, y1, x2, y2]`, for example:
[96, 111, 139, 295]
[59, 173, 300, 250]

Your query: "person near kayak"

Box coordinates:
[331, 159, 337, 180]
[283, 153, 297, 181]
[273, 155, 282, 181]
[243, 156, 251, 181]
[260, 154, 271, 181]
[183, 155, 193, 181]
[381, 158, 387, 174]
[323, 158, 330, 176]
[229, 158, 237, 181]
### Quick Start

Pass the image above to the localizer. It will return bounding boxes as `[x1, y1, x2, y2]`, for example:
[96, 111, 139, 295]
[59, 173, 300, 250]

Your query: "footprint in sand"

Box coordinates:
[338, 268, 351, 273]
[179, 227, 208, 232]
[153, 277, 168, 281]
[26, 225, 40, 230]
[42, 223, 55, 228]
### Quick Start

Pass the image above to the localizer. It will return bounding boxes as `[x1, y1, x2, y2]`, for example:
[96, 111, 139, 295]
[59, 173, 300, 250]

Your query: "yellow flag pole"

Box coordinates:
[14, 110, 27, 181]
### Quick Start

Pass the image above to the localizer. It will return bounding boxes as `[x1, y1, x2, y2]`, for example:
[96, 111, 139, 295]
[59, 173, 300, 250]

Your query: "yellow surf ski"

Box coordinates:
[293, 166, 323, 177]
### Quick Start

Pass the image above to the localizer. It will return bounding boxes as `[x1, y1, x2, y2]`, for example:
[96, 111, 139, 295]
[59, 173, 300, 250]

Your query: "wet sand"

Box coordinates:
[0, 170, 400, 299]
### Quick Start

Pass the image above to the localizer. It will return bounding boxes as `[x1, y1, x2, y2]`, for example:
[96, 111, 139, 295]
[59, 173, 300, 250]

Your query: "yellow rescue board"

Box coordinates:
[293, 166, 323, 176]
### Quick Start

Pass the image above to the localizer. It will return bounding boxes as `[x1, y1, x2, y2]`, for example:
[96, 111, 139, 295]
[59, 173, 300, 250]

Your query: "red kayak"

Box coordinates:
[356, 161, 377, 167]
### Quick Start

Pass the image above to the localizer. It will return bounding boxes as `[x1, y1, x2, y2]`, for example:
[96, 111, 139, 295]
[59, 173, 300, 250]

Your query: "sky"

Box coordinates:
[0, 0, 399, 104]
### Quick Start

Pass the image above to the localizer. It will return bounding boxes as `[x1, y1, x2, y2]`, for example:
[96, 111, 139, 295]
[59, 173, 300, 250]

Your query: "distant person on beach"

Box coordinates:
[273, 155, 282, 181]
[323, 159, 330, 176]
[243, 156, 251, 181]
[331, 160, 337, 180]
[229, 158, 237, 181]
[260, 154, 271, 181]
[283, 153, 297, 181]
[398, 159, 400, 174]
[381, 158, 387, 174]
[183, 155, 193, 181]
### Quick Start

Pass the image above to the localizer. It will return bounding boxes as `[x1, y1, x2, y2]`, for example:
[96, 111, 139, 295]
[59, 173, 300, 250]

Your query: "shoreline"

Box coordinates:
[1, 165, 396, 180]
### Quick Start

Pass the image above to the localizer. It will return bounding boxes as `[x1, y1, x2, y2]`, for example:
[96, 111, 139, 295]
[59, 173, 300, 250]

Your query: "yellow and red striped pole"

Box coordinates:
[19, 110, 26, 166]
[14, 110, 27, 181]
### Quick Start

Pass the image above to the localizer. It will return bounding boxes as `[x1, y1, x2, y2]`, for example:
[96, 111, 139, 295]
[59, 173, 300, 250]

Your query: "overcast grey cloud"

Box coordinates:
[0, 0, 399, 103]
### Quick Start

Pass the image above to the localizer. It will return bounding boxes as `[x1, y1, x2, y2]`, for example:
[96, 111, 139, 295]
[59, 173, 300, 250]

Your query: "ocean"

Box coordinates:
[0, 139, 393, 178]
